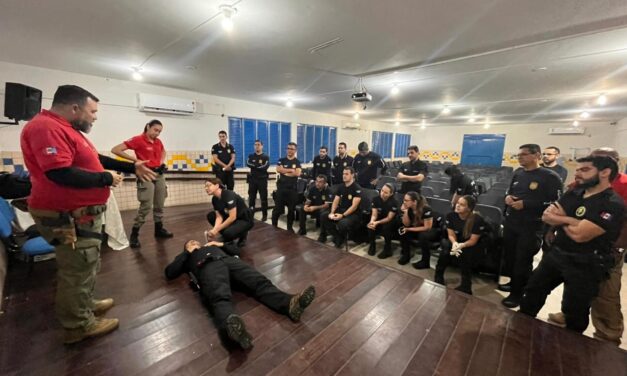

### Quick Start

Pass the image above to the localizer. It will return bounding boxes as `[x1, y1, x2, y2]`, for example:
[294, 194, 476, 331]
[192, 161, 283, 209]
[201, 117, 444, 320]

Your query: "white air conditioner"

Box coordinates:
[548, 127, 585, 135]
[138, 93, 196, 115]
[342, 121, 361, 129]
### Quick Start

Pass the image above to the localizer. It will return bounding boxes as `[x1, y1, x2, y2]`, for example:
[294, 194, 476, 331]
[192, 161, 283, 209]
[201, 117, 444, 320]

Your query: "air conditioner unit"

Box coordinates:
[342, 121, 361, 129]
[548, 127, 585, 135]
[138, 93, 196, 115]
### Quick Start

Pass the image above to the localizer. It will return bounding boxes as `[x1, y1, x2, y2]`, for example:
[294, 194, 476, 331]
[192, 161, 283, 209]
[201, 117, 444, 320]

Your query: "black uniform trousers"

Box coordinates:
[247, 176, 268, 214]
[501, 221, 543, 297]
[271, 187, 299, 229]
[520, 247, 609, 332]
[400, 228, 441, 262]
[297, 207, 323, 232]
[319, 209, 361, 245]
[367, 221, 396, 248]
[215, 170, 235, 190]
[207, 211, 254, 242]
[197, 256, 292, 332]
[435, 239, 481, 290]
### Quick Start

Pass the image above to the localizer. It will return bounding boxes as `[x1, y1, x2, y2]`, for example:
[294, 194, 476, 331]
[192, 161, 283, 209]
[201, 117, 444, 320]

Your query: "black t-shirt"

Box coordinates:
[406, 205, 434, 227]
[450, 174, 476, 196]
[505, 167, 563, 224]
[277, 157, 301, 190]
[306, 186, 332, 206]
[211, 190, 249, 221]
[542, 164, 568, 183]
[445, 212, 486, 243]
[353, 152, 385, 186]
[312, 155, 332, 181]
[399, 159, 428, 193]
[372, 196, 399, 220]
[332, 155, 354, 181]
[247, 152, 270, 179]
[553, 188, 625, 253]
[211, 142, 236, 172]
[337, 182, 362, 212]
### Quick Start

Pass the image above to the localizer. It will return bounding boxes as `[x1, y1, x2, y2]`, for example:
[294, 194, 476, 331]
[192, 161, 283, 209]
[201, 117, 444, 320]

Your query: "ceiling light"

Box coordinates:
[353, 112, 360, 120]
[420, 124, 426, 130]
[390, 85, 400, 96]
[573, 120, 580, 127]
[394, 121, 400, 126]
[580, 111, 590, 119]
[219, 4, 237, 31]
[596, 94, 607, 106]
[131, 67, 143, 81]
[285, 99, 294, 107]
[468, 116, 475, 123]
[532, 66, 548, 72]
[421, 119, 427, 126]
[441, 106, 451, 115]
[483, 123, 490, 129]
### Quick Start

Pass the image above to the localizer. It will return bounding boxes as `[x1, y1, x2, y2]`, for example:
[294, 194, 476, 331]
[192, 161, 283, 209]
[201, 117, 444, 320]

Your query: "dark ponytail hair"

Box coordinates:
[144, 119, 163, 133]
[405, 191, 425, 225]
[382, 183, 395, 195]
[461, 195, 479, 239]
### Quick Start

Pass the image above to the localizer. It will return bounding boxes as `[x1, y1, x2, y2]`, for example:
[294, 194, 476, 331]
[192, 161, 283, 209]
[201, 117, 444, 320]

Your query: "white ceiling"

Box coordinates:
[2, 0, 627, 126]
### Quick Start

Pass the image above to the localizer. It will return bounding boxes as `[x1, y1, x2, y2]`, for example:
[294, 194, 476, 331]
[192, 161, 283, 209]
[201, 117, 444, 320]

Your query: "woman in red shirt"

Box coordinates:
[112, 119, 173, 248]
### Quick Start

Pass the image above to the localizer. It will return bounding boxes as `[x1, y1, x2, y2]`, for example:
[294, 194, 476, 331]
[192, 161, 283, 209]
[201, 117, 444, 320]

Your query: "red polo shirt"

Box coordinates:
[20, 110, 110, 211]
[124, 134, 164, 168]
[612, 172, 627, 204]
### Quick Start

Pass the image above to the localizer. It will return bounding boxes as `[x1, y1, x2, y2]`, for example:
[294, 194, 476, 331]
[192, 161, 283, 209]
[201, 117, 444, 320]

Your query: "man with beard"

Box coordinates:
[541, 146, 568, 182]
[397, 145, 428, 194]
[20, 85, 156, 344]
[520, 155, 624, 333]
[311, 146, 332, 183]
[352, 142, 386, 189]
[332, 142, 354, 185]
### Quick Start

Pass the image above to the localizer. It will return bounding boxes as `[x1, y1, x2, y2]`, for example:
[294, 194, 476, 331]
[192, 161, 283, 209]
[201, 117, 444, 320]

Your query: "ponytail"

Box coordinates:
[144, 119, 163, 133]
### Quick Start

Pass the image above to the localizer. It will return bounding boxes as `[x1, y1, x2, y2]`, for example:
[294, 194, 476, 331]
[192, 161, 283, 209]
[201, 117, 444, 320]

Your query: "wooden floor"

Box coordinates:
[1, 205, 625, 376]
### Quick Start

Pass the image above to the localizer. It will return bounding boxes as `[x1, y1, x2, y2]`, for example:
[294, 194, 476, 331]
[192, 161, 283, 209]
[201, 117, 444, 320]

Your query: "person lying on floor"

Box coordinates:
[164, 239, 316, 349]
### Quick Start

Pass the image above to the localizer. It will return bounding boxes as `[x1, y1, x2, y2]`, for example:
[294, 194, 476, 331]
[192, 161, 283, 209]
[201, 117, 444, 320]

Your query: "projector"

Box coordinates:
[351, 91, 372, 103]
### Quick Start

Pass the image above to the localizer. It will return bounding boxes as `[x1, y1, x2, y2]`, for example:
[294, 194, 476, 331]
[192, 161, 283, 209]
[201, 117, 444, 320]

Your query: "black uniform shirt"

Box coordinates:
[211, 190, 249, 221]
[211, 142, 236, 172]
[277, 157, 301, 190]
[337, 182, 362, 212]
[553, 188, 625, 253]
[407, 205, 433, 226]
[505, 167, 563, 224]
[164, 244, 239, 280]
[542, 164, 568, 183]
[372, 196, 399, 220]
[450, 174, 476, 196]
[306, 186, 332, 206]
[445, 212, 486, 243]
[312, 155, 332, 181]
[246, 152, 270, 179]
[333, 154, 354, 182]
[353, 152, 385, 186]
[399, 159, 428, 193]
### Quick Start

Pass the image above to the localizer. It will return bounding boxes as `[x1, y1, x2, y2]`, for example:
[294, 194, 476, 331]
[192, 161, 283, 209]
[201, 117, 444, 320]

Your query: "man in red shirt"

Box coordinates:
[112, 119, 173, 248]
[21, 85, 155, 344]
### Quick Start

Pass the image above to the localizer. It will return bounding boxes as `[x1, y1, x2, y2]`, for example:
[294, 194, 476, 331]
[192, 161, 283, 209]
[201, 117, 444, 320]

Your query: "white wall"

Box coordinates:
[614, 117, 627, 157]
[0, 61, 414, 155]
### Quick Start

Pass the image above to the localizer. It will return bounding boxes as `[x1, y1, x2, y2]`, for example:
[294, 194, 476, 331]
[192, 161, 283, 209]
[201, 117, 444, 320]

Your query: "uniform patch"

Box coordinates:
[367, 160, 372, 165]
[228, 200, 234, 205]
[45, 147, 57, 155]
[322, 195, 326, 200]
[348, 194, 353, 200]
[529, 181, 539, 190]
[575, 206, 586, 217]
[343, 162, 347, 166]
[292, 164, 296, 168]
[322, 163, 326, 167]
[600, 212, 612, 220]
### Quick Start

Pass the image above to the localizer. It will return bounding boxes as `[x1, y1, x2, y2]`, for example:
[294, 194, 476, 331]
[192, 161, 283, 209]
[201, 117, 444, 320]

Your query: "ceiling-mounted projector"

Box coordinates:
[351, 92, 372, 102]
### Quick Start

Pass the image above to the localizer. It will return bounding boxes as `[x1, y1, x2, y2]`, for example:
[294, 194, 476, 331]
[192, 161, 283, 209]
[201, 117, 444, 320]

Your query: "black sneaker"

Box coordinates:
[501, 294, 521, 309]
[455, 285, 472, 295]
[317, 234, 327, 243]
[434, 273, 445, 285]
[288, 285, 316, 322]
[412, 260, 430, 269]
[398, 255, 410, 265]
[225, 314, 253, 350]
[497, 282, 512, 292]
[367, 243, 376, 256]
[377, 248, 393, 259]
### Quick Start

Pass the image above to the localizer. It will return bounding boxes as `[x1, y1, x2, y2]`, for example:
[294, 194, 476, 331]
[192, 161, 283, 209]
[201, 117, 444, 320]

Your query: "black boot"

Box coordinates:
[398, 243, 411, 265]
[261, 203, 268, 222]
[154, 222, 173, 238]
[368, 242, 376, 256]
[434, 271, 445, 285]
[377, 243, 393, 259]
[237, 235, 247, 247]
[129, 226, 141, 248]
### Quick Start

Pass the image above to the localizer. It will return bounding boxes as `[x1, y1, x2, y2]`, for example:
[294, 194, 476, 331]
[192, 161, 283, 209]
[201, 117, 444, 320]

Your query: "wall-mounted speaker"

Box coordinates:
[4, 82, 42, 121]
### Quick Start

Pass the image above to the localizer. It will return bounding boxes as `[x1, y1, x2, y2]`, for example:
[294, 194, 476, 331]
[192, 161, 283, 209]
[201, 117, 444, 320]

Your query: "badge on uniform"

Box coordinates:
[575, 206, 586, 217]
[322, 195, 326, 200]
[348, 194, 353, 200]
[343, 162, 347, 166]
[367, 160, 372, 165]
[45, 146, 57, 155]
[600, 211, 612, 220]
[292, 164, 296, 168]
[322, 163, 326, 167]
[529, 181, 538, 190]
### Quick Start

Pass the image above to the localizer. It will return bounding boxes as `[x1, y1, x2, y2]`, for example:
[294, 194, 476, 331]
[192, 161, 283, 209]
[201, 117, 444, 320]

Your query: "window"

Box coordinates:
[372, 131, 393, 158]
[228, 117, 291, 167]
[296, 124, 337, 163]
[394, 133, 411, 158]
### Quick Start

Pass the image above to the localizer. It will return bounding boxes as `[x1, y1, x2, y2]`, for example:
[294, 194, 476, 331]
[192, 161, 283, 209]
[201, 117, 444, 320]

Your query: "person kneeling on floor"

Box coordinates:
[165, 239, 316, 349]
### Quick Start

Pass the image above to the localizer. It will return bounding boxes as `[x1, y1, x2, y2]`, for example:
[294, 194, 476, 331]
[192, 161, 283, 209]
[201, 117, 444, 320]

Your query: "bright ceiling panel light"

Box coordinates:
[353, 112, 360, 120]
[483, 123, 490, 129]
[468, 116, 475, 123]
[394, 121, 400, 126]
[441, 106, 451, 115]
[580, 111, 590, 119]
[421, 119, 427, 126]
[420, 124, 426, 130]
[390, 84, 400, 96]
[131, 67, 143, 81]
[596, 94, 607, 106]
[573, 120, 580, 127]
[285, 98, 294, 107]
[219, 4, 237, 32]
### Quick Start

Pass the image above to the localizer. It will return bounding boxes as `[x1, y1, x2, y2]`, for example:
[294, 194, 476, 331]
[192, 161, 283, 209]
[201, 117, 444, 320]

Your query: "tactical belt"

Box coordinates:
[30, 205, 107, 243]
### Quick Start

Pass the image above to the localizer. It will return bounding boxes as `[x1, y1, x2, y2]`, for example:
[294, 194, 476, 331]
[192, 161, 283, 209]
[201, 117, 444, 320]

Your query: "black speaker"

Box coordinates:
[4, 82, 42, 121]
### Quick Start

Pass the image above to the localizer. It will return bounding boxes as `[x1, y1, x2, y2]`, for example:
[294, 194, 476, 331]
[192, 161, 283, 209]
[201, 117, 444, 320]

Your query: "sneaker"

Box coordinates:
[497, 282, 512, 292]
[225, 314, 253, 350]
[317, 234, 327, 243]
[367, 243, 376, 256]
[501, 294, 521, 309]
[412, 260, 430, 269]
[288, 285, 316, 322]
[454, 285, 472, 295]
[93, 298, 114, 316]
[377, 248, 393, 259]
[434, 274, 445, 285]
[63, 318, 119, 345]
[398, 255, 410, 265]
[548, 312, 566, 327]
